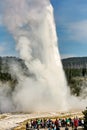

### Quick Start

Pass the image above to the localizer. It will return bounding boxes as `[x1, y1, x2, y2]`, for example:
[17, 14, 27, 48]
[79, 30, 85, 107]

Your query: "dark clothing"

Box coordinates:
[56, 127, 60, 130]
[65, 127, 69, 130]
[26, 122, 29, 130]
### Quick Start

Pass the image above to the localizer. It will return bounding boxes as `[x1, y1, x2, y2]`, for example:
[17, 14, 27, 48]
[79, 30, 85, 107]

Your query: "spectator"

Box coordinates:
[26, 122, 29, 130]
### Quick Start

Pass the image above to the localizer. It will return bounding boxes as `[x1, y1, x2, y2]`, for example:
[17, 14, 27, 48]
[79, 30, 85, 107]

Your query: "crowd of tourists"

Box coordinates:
[26, 117, 84, 130]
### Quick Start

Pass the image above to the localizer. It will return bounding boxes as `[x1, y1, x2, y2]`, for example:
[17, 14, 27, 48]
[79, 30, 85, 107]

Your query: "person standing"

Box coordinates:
[74, 117, 79, 130]
[26, 122, 29, 130]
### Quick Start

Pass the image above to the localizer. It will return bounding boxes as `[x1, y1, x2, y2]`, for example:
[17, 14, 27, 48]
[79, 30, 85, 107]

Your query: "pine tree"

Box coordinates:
[83, 107, 87, 130]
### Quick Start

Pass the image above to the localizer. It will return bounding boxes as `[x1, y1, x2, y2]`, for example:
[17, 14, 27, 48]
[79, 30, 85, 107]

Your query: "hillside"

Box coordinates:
[0, 56, 87, 97]
[62, 57, 87, 97]
[62, 57, 87, 69]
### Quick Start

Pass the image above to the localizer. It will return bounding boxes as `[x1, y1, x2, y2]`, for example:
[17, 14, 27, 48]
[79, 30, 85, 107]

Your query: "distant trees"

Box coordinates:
[0, 72, 17, 90]
[0, 56, 25, 90]
[63, 67, 87, 96]
[64, 68, 82, 82]
[0, 56, 29, 91]
[0, 72, 11, 81]
[62, 57, 87, 69]
[62, 57, 87, 96]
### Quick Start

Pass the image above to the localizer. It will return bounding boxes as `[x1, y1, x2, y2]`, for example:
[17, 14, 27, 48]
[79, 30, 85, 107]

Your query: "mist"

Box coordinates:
[0, 0, 86, 112]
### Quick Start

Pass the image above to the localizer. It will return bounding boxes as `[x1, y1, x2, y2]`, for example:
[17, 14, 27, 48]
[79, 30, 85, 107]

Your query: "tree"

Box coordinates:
[83, 107, 87, 130]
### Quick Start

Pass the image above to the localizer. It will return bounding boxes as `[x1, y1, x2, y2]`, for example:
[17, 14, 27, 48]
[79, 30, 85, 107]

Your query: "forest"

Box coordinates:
[62, 57, 87, 96]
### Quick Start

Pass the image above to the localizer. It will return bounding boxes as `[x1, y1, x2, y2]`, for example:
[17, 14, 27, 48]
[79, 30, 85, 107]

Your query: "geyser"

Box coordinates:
[15, 0, 69, 111]
[0, 0, 69, 112]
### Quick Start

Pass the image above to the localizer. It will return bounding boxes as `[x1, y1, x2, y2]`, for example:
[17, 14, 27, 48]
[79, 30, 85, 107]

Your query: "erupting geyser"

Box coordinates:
[0, 0, 69, 112]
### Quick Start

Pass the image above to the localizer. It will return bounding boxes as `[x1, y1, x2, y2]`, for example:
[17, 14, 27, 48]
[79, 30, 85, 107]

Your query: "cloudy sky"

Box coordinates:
[0, 0, 87, 59]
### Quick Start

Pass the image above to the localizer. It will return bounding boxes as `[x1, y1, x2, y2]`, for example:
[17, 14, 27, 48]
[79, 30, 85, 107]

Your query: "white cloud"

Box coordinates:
[67, 20, 87, 43]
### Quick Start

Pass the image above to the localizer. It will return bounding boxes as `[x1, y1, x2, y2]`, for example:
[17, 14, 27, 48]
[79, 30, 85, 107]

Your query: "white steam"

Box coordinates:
[0, 0, 87, 112]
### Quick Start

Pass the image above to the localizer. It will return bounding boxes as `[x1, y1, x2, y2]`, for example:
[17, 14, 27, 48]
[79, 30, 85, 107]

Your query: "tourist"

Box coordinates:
[74, 117, 79, 128]
[81, 119, 84, 126]
[58, 119, 61, 127]
[55, 119, 58, 127]
[66, 118, 70, 126]
[71, 119, 74, 128]
[61, 119, 66, 127]
[26, 122, 29, 130]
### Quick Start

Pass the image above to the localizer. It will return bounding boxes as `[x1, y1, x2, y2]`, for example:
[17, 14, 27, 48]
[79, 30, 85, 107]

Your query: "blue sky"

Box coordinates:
[0, 26, 16, 56]
[0, 0, 87, 59]
[51, 0, 87, 58]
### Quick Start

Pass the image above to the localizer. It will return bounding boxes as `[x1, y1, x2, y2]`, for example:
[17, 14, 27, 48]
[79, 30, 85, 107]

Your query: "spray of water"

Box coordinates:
[0, 0, 87, 112]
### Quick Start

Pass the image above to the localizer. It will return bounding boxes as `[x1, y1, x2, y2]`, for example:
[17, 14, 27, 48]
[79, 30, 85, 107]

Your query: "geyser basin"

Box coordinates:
[1, 0, 87, 112]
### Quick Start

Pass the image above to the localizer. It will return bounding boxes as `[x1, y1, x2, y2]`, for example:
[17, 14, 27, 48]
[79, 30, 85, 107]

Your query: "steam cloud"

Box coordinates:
[0, 0, 87, 112]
